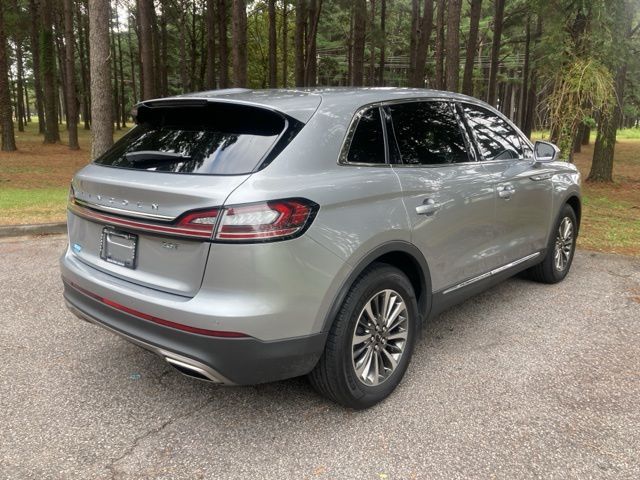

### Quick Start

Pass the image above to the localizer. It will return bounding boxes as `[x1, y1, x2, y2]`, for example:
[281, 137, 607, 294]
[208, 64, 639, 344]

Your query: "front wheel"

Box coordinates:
[309, 264, 419, 409]
[528, 204, 578, 284]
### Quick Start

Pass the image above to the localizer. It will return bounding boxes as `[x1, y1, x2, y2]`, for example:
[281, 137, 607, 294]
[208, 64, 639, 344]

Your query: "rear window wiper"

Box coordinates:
[125, 151, 191, 162]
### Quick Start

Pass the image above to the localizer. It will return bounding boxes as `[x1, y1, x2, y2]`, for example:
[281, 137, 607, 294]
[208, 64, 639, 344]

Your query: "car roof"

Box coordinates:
[141, 87, 483, 123]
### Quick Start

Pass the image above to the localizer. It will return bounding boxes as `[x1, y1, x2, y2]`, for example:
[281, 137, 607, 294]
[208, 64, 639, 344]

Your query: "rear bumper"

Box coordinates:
[63, 281, 327, 385]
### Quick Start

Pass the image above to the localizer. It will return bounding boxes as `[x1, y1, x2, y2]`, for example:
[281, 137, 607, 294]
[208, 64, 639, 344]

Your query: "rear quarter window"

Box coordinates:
[94, 102, 290, 175]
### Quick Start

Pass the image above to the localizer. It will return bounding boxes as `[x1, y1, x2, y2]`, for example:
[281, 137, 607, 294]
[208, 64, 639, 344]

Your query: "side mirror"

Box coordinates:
[534, 140, 560, 163]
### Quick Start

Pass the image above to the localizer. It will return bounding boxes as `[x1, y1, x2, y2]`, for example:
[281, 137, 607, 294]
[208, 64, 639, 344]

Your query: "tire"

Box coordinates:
[528, 204, 578, 284]
[309, 263, 419, 409]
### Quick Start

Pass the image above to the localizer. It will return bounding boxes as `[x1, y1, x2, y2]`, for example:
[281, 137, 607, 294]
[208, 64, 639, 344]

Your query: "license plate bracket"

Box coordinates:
[100, 228, 138, 269]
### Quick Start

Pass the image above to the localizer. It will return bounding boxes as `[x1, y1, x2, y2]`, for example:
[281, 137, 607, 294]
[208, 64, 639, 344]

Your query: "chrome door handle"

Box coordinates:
[415, 198, 440, 216]
[497, 185, 514, 199]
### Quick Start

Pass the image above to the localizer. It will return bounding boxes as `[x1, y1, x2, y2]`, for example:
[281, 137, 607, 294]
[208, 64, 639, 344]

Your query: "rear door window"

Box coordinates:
[387, 101, 470, 165]
[94, 102, 288, 175]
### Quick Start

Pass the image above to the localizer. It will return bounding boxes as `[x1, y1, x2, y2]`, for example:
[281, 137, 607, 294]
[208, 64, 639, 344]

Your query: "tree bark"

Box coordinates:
[126, 13, 138, 103]
[216, 0, 228, 88]
[434, 0, 445, 89]
[268, 0, 277, 87]
[231, 0, 247, 87]
[487, 0, 505, 106]
[412, 0, 433, 88]
[137, 0, 155, 99]
[88, 0, 113, 158]
[409, 0, 419, 76]
[294, 0, 307, 86]
[522, 16, 542, 138]
[63, 0, 79, 148]
[378, 0, 386, 85]
[29, 0, 46, 134]
[77, 3, 91, 129]
[368, 0, 376, 86]
[15, 32, 26, 132]
[205, 0, 216, 89]
[282, 0, 288, 87]
[588, 62, 627, 182]
[444, 0, 462, 92]
[304, 0, 321, 87]
[351, 0, 366, 87]
[462, 0, 482, 96]
[41, 0, 61, 143]
[0, 0, 16, 151]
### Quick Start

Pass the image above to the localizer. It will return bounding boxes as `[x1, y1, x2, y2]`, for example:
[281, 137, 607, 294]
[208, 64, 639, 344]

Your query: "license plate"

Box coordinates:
[100, 228, 138, 269]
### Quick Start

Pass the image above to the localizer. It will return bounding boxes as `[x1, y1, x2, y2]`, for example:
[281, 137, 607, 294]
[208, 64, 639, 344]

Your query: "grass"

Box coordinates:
[1, 122, 639, 256]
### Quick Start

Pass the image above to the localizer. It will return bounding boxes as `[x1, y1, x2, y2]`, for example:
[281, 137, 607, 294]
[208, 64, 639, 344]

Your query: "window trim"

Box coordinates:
[457, 101, 532, 164]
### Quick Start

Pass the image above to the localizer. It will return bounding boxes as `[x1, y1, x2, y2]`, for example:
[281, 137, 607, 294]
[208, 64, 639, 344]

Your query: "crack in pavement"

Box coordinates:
[105, 400, 213, 479]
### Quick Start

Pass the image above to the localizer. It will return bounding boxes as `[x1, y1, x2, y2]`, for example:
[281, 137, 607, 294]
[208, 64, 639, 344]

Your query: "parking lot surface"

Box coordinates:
[1, 236, 639, 479]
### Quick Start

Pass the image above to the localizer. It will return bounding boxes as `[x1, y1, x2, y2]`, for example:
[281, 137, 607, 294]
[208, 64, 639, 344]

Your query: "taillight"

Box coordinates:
[69, 195, 317, 242]
[175, 208, 220, 237]
[215, 199, 318, 242]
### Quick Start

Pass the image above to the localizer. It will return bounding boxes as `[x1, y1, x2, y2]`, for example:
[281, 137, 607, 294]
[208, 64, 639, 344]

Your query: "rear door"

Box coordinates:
[67, 101, 293, 297]
[459, 103, 553, 266]
[387, 101, 497, 293]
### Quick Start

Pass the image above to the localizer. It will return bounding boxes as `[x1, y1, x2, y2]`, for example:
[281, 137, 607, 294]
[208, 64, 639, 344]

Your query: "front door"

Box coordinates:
[459, 103, 554, 266]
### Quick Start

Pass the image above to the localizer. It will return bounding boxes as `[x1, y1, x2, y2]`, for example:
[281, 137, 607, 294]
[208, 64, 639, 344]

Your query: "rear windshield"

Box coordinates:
[94, 102, 287, 175]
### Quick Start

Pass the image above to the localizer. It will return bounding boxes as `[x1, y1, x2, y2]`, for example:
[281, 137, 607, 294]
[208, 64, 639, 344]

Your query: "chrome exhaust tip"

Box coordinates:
[164, 356, 223, 383]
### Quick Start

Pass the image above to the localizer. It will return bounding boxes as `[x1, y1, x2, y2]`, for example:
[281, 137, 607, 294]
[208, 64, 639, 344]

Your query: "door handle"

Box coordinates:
[497, 185, 514, 199]
[415, 198, 440, 216]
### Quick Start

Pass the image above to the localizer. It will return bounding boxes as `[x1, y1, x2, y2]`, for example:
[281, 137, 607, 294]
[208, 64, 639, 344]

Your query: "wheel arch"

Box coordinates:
[565, 194, 582, 231]
[321, 241, 432, 333]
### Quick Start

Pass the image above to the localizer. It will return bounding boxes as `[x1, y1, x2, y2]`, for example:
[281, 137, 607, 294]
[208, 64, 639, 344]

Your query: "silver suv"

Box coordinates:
[61, 88, 581, 408]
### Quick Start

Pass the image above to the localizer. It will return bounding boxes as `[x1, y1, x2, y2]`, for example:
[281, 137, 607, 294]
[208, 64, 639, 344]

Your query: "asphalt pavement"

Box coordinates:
[1, 235, 639, 479]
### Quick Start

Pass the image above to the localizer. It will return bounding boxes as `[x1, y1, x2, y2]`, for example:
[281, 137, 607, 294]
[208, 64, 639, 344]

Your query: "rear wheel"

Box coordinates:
[528, 204, 577, 284]
[309, 264, 418, 409]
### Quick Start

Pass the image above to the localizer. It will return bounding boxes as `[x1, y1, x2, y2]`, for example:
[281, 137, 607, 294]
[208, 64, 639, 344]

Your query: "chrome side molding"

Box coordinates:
[443, 252, 541, 295]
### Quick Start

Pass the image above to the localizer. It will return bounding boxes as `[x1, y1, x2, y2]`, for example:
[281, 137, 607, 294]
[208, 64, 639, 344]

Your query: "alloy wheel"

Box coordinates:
[554, 217, 574, 271]
[351, 289, 409, 386]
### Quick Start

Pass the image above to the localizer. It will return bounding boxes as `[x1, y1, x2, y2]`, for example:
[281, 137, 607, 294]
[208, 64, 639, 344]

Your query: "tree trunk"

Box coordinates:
[518, 16, 531, 128]
[588, 62, 627, 182]
[159, 1, 168, 95]
[205, 0, 216, 89]
[434, 0, 445, 89]
[282, 0, 288, 87]
[0, 0, 16, 151]
[231, 0, 247, 87]
[77, 3, 91, 129]
[41, 0, 61, 143]
[412, 0, 434, 88]
[522, 16, 542, 138]
[304, 0, 321, 87]
[63, 0, 79, 148]
[88, 0, 113, 158]
[378, 0, 386, 85]
[368, 0, 376, 86]
[462, 0, 482, 96]
[487, 0, 505, 106]
[294, 0, 307, 86]
[29, 0, 46, 134]
[137, 0, 155, 99]
[126, 13, 138, 103]
[116, 19, 127, 126]
[409, 0, 419, 77]
[15, 34, 25, 132]
[110, 15, 120, 130]
[216, 0, 228, 88]
[351, 0, 366, 87]
[444, 0, 461, 91]
[268, 0, 277, 87]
